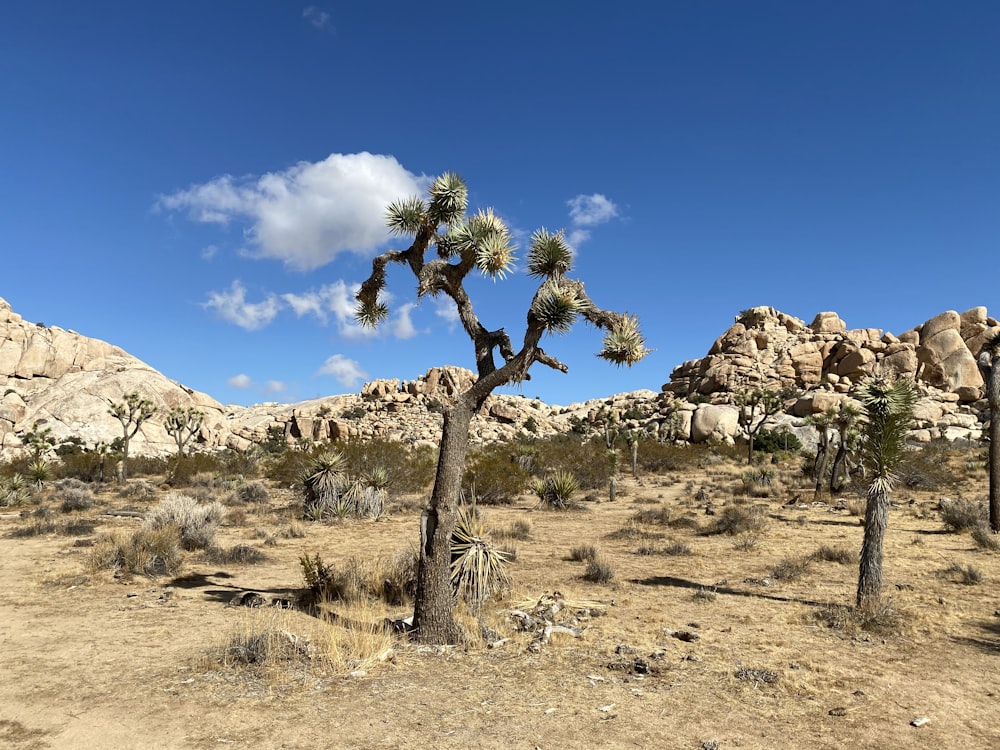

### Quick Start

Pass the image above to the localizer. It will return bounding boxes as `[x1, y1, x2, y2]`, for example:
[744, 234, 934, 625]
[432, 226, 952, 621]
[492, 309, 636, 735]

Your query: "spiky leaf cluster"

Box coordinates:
[355, 300, 389, 328]
[531, 280, 588, 334]
[385, 196, 427, 237]
[856, 372, 917, 492]
[527, 228, 572, 278]
[444, 208, 516, 279]
[450, 505, 511, 605]
[598, 315, 650, 366]
[427, 172, 468, 227]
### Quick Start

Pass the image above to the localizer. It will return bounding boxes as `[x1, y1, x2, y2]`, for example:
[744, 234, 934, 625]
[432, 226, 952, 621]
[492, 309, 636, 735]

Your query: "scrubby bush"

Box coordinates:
[532, 470, 580, 510]
[59, 486, 95, 512]
[897, 442, 963, 491]
[940, 498, 987, 532]
[582, 557, 615, 584]
[300, 550, 418, 608]
[810, 545, 855, 564]
[752, 428, 802, 455]
[703, 504, 768, 536]
[337, 438, 436, 495]
[234, 480, 270, 505]
[145, 492, 225, 550]
[90, 527, 183, 577]
[463, 444, 531, 505]
[532, 435, 611, 490]
[569, 544, 599, 562]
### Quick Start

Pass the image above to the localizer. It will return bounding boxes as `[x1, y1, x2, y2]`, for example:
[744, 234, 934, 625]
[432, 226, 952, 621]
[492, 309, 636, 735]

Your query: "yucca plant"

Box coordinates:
[303, 451, 350, 520]
[0, 474, 31, 507]
[450, 505, 511, 607]
[532, 470, 580, 509]
[855, 370, 917, 614]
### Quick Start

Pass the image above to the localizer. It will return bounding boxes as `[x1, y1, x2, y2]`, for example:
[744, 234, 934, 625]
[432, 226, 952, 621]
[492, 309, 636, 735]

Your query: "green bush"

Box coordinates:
[752, 428, 802, 454]
[531, 435, 610, 490]
[337, 438, 436, 495]
[463, 444, 531, 505]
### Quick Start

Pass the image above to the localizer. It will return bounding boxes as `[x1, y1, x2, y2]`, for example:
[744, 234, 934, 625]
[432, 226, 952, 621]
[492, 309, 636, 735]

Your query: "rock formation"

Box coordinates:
[0, 296, 994, 458]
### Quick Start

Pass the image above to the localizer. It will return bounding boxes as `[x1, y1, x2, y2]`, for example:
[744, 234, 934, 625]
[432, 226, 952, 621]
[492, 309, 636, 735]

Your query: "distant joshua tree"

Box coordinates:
[109, 392, 157, 483]
[355, 172, 649, 643]
[735, 386, 798, 464]
[164, 406, 204, 458]
[855, 370, 916, 614]
[980, 333, 1000, 533]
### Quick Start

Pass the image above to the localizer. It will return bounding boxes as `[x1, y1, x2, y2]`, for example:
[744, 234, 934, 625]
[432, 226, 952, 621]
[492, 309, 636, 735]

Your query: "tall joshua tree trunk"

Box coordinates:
[857, 481, 889, 612]
[412, 401, 473, 644]
[982, 342, 1000, 532]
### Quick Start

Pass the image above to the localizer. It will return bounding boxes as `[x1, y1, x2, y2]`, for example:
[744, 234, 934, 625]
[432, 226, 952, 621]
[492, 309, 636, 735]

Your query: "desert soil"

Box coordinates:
[1, 461, 999, 750]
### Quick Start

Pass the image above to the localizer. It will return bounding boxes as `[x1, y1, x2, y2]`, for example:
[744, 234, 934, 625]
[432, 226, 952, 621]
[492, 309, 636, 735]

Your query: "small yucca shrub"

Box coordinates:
[450, 506, 511, 607]
[90, 527, 183, 577]
[532, 470, 579, 509]
[0, 475, 32, 507]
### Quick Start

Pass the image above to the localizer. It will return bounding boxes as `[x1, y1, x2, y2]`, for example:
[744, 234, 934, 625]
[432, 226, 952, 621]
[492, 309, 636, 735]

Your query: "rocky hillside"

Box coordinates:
[0, 296, 995, 457]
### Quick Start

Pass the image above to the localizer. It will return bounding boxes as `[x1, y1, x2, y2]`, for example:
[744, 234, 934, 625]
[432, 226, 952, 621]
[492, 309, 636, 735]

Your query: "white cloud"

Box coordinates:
[264, 380, 286, 394]
[434, 298, 460, 331]
[316, 354, 368, 388]
[303, 6, 333, 30]
[158, 152, 429, 270]
[386, 302, 420, 340]
[567, 194, 619, 227]
[282, 281, 376, 339]
[204, 281, 281, 330]
[227, 374, 252, 389]
[566, 228, 590, 251]
[201, 244, 218, 260]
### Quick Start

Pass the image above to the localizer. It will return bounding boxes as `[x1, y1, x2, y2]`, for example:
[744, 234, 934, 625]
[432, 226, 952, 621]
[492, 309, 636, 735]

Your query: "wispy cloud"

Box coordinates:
[565, 193, 620, 251]
[227, 374, 252, 389]
[434, 298, 460, 332]
[303, 6, 333, 31]
[204, 281, 281, 330]
[316, 353, 368, 388]
[157, 152, 429, 270]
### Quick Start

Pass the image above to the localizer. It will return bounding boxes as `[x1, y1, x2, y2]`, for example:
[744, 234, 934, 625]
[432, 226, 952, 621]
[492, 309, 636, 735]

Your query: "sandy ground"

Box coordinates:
[1, 462, 999, 750]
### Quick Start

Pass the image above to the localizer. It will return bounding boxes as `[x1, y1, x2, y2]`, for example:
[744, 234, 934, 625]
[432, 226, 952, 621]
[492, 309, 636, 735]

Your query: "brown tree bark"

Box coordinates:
[988, 353, 1000, 532]
[856, 486, 888, 613]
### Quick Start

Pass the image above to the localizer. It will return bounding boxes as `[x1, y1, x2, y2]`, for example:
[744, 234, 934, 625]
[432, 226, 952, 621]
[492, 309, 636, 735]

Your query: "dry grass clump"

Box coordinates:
[703, 504, 768, 536]
[740, 467, 779, 498]
[582, 557, 615, 584]
[939, 561, 983, 586]
[300, 550, 418, 608]
[810, 600, 913, 637]
[971, 524, 1000, 551]
[202, 544, 268, 566]
[119, 480, 156, 500]
[940, 498, 987, 532]
[218, 604, 395, 680]
[59, 486, 95, 512]
[89, 526, 183, 577]
[605, 521, 664, 542]
[145, 492, 225, 550]
[769, 556, 812, 582]
[810, 545, 855, 564]
[732, 533, 760, 551]
[233, 480, 270, 505]
[569, 544, 599, 562]
[630, 505, 700, 530]
[492, 518, 532, 541]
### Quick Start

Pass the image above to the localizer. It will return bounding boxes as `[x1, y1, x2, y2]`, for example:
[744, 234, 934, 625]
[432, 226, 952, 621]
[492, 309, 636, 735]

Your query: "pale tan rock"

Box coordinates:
[809, 312, 846, 334]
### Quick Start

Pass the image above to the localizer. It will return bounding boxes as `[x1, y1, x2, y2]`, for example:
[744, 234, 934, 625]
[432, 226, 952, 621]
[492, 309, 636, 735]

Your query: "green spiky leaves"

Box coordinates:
[427, 172, 468, 227]
[386, 195, 426, 237]
[856, 370, 917, 486]
[527, 228, 572, 278]
[355, 300, 389, 328]
[531, 280, 588, 334]
[598, 314, 650, 367]
[445, 208, 516, 279]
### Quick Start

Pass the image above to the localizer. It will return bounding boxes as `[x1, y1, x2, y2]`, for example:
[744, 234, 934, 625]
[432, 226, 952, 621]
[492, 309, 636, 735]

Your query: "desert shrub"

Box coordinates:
[168, 452, 227, 485]
[127, 454, 170, 478]
[635, 441, 696, 474]
[532, 470, 579, 510]
[569, 544, 599, 562]
[582, 557, 615, 584]
[971, 524, 1000, 551]
[531, 435, 610, 490]
[234, 480, 270, 505]
[300, 550, 418, 607]
[662, 540, 693, 556]
[0, 474, 32, 507]
[732, 533, 759, 551]
[605, 521, 663, 542]
[940, 562, 983, 585]
[500, 543, 519, 562]
[752, 428, 802, 455]
[741, 468, 777, 497]
[221, 446, 264, 478]
[337, 438, 436, 495]
[897, 442, 961, 491]
[54, 451, 106, 482]
[59, 486, 95, 512]
[463, 444, 531, 505]
[145, 492, 225, 550]
[810, 545, 855, 564]
[492, 518, 532, 541]
[203, 544, 267, 565]
[450, 506, 511, 607]
[264, 446, 317, 488]
[303, 452, 388, 521]
[693, 587, 717, 602]
[119, 479, 156, 500]
[90, 527, 183, 577]
[940, 498, 987, 532]
[704, 504, 768, 536]
[770, 556, 811, 581]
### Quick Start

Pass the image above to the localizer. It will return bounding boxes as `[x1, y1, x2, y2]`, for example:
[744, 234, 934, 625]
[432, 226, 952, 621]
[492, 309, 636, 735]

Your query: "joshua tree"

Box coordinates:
[807, 407, 836, 494]
[23, 420, 55, 461]
[829, 402, 861, 493]
[356, 172, 649, 643]
[855, 370, 917, 614]
[735, 386, 798, 464]
[163, 406, 204, 458]
[108, 392, 157, 483]
[980, 333, 1000, 532]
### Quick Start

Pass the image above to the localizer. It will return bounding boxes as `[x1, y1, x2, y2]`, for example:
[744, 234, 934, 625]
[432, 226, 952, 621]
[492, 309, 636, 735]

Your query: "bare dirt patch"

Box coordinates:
[2, 458, 999, 749]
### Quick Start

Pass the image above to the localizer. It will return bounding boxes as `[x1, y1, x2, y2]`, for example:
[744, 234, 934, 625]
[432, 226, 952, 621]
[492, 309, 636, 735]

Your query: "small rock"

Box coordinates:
[829, 707, 848, 716]
[702, 741, 720, 750]
[911, 717, 930, 727]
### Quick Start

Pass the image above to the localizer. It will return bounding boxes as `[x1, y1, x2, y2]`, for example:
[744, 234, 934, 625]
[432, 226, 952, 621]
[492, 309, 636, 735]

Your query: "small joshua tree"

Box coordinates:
[109, 392, 157, 483]
[356, 172, 648, 643]
[163, 406, 204, 458]
[980, 333, 1000, 532]
[855, 369, 917, 614]
[735, 386, 798, 464]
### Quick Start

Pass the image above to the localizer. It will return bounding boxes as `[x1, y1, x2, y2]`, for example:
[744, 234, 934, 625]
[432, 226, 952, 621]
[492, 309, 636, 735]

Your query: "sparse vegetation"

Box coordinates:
[145, 492, 225, 550]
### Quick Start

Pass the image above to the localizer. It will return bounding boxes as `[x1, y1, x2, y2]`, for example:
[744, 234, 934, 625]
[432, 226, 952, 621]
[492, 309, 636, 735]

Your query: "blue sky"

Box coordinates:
[2, 2, 997, 407]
